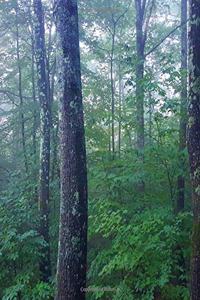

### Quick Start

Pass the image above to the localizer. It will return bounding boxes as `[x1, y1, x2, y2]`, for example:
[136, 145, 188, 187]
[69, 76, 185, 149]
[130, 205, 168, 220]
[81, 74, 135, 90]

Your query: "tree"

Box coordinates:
[54, 0, 88, 299]
[134, 0, 154, 192]
[15, 1, 28, 173]
[109, 5, 129, 157]
[33, 0, 51, 282]
[187, 0, 200, 298]
[134, 0, 154, 150]
[80, 0, 129, 158]
[177, 0, 187, 213]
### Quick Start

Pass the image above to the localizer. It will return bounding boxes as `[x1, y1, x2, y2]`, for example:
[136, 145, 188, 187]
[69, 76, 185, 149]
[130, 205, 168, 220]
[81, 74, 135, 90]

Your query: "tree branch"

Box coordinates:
[113, 2, 131, 26]
[0, 89, 31, 100]
[145, 18, 189, 57]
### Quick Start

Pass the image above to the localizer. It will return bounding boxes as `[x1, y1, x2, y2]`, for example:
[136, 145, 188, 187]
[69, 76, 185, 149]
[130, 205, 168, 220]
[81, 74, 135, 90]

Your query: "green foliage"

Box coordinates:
[2, 282, 54, 300]
[88, 191, 191, 299]
[87, 146, 191, 299]
[160, 285, 189, 300]
[0, 170, 54, 298]
[28, 282, 54, 300]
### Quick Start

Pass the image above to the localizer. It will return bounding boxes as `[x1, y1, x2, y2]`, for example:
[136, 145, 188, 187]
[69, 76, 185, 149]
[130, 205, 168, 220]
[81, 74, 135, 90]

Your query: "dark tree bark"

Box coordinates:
[33, 0, 51, 282]
[135, 0, 145, 152]
[54, 0, 88, 299]
[134, 0, 154, 192]
[28, 12, 38, 160]
[177, 0, 188, 213]
[188, 1, 200, 299]
[118, 63, 122, 157]
[15, 3, 28, 173]
[31, 37, 37, 159]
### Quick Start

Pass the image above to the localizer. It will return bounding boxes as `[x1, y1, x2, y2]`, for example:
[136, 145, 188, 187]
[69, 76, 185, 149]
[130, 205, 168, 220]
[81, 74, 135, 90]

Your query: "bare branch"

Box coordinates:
[113, 2, 131, 26]
[145, 18, 189, 57]
[0, 89, 31, 101]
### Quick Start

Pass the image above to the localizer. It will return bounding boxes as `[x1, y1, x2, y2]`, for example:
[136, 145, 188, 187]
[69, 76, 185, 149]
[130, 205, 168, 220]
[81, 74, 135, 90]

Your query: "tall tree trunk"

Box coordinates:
[118, 63, 122, 157]
[15, 3, 28, 173]
[28, 0, 37, 160]
[54, 0, 88, 299]
[135, 0, 145, 193]
[188, 1, 200, 299]
[134, 0, 155, 192]
[51, 120, 59, 182]
[30, 26, 37, 159]
[135, 0, 145, 153]
[148, 91, 153, 145]
[33, 0, 51, 282]
[111, 27, 116, 157]
[177, 0, 188, 213]
[109, 118, 111, 154]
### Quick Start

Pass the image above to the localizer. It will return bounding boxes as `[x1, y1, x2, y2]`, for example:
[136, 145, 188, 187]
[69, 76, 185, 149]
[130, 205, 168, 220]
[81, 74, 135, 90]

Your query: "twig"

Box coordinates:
[145, 18, 189, 57]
